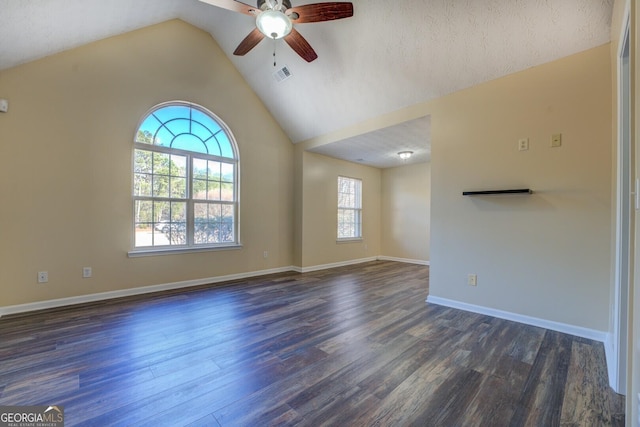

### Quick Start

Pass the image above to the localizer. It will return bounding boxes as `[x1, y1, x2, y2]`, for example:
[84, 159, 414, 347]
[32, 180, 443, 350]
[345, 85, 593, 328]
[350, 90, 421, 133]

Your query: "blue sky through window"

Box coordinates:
[136, 105, 234, 158]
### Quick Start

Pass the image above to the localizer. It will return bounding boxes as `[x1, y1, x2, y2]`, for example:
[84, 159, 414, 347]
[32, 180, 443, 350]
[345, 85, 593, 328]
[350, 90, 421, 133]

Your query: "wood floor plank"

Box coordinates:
[0, 261, 624, 426]
[184, 414, 221, 427]
[298, 386, 381, 427]
[560, 341, 624, 427]
[510, 330, 573, 426]
[462, 373, 520, 427]
[414, 368, 485, 426]
[363, 347, 471, 426]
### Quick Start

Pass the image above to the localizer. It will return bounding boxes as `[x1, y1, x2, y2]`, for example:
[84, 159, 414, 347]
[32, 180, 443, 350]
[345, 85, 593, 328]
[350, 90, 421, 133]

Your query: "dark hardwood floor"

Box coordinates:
[0, 261, 625, 426]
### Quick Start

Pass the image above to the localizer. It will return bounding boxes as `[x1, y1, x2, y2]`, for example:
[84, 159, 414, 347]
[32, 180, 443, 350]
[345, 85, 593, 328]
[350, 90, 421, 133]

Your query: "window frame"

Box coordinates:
[337, 175, 363, 241]
[129, 101, 241, 257]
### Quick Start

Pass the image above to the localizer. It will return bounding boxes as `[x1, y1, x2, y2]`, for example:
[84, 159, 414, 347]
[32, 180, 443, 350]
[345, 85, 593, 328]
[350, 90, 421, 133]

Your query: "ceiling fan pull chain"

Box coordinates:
[273, 38, 277, 67]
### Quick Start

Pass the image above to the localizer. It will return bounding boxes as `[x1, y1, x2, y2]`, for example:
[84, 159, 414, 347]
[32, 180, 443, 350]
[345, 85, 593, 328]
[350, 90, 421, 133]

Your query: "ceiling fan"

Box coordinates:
[198, 0, 354, 62]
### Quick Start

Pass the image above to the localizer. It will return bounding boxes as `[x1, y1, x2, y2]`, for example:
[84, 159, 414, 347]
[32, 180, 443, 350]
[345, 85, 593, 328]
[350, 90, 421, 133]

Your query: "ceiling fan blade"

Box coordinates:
[284, 28, 318, 62]
[198, 0, 258, 16]
[286, 2, 353, 23]
[234, 28, 266, 56]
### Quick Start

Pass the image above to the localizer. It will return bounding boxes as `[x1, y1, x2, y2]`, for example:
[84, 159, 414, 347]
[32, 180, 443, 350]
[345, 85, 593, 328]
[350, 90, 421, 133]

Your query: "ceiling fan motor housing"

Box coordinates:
[257, 0, 292, 11]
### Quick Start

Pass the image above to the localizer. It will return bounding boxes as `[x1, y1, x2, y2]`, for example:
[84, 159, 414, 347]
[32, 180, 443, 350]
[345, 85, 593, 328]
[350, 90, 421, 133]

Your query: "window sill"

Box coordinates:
[336, 238, 363, 244]
[128, 244, 243, 258]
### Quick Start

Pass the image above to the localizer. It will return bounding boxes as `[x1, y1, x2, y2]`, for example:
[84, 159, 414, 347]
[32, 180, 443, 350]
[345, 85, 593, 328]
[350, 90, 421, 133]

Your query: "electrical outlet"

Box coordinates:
[37, 271, 48, 283]
[82, 267, 92, 278]
[263, 251, 268, 259]
[518, 138, 529, 151]
[467, 274, 477, 286]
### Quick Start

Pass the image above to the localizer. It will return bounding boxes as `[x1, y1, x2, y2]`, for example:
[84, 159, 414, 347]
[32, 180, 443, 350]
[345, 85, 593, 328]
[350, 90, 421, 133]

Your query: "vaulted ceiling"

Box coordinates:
[0, 0, 614, 167]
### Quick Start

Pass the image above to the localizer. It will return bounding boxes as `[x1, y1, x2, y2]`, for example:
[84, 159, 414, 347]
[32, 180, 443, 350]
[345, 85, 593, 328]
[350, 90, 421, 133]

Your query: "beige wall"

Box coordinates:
[296, 151, 430, 268]
[381, 162, 431, 262]
[293, 144, 304, 267]
[0, 20, 294, 308]
[299, 151, 381, 267]
[303, 44, 613, 332]
[429, 44, 612, 331]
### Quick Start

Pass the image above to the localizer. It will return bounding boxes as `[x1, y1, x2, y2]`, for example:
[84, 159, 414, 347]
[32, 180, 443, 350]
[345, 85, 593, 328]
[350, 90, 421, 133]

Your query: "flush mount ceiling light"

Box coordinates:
[256, 9, 292, 39]
[398, 151, 413, 160]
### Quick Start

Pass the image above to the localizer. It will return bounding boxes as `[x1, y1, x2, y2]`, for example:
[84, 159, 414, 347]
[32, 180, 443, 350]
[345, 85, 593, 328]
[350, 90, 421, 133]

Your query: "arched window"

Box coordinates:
[132, 101, 239, 252]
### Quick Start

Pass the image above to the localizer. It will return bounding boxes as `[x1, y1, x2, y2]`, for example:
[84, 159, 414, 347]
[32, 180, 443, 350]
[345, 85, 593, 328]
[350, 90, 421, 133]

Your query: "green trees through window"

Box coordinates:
[133, 102, 239, 249]
[337, 176, 362, 239]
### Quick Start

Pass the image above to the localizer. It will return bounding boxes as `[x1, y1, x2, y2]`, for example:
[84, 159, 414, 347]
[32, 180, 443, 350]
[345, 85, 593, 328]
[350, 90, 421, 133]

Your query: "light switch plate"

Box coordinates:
[0, 99, 8, 113]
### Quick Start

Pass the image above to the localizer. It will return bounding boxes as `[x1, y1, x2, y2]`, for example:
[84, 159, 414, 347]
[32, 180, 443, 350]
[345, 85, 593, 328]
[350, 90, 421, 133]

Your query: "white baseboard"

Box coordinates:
[0, 266, 296, 318]
[377, 256, 429, 266]
[299, 256, 428, 273]
[0, 257, 430, 318]
[299, 257, 379, 273]
[426, 295, 607, 343]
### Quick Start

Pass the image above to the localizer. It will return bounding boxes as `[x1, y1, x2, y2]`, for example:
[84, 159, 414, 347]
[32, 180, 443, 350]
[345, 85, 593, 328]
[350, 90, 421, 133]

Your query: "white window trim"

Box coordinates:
[336, 237, 364, 244]
[128, 243, 242, 258]
[337, 176, 363, 240]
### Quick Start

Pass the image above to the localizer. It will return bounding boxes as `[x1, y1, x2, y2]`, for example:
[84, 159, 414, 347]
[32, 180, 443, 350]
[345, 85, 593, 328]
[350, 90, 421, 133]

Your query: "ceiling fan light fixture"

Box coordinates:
[256, 10, 293, 39]
[398, 151, 413, 160]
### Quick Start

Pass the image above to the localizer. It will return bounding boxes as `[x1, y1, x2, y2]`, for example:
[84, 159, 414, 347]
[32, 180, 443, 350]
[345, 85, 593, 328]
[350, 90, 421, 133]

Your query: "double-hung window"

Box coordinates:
[132, 102, 239, 252]
[337, 176, 362, 240]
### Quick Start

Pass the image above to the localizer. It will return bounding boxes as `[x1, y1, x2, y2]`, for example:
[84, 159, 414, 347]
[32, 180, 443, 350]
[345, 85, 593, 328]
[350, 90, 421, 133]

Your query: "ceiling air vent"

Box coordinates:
[273, 65, 292, 83]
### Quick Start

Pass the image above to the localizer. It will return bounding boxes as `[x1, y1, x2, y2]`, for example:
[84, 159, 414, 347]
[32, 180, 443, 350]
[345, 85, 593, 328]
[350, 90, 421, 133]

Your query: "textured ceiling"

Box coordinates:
[0, 0, 614, 168]
[308, 116, 431, 168]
